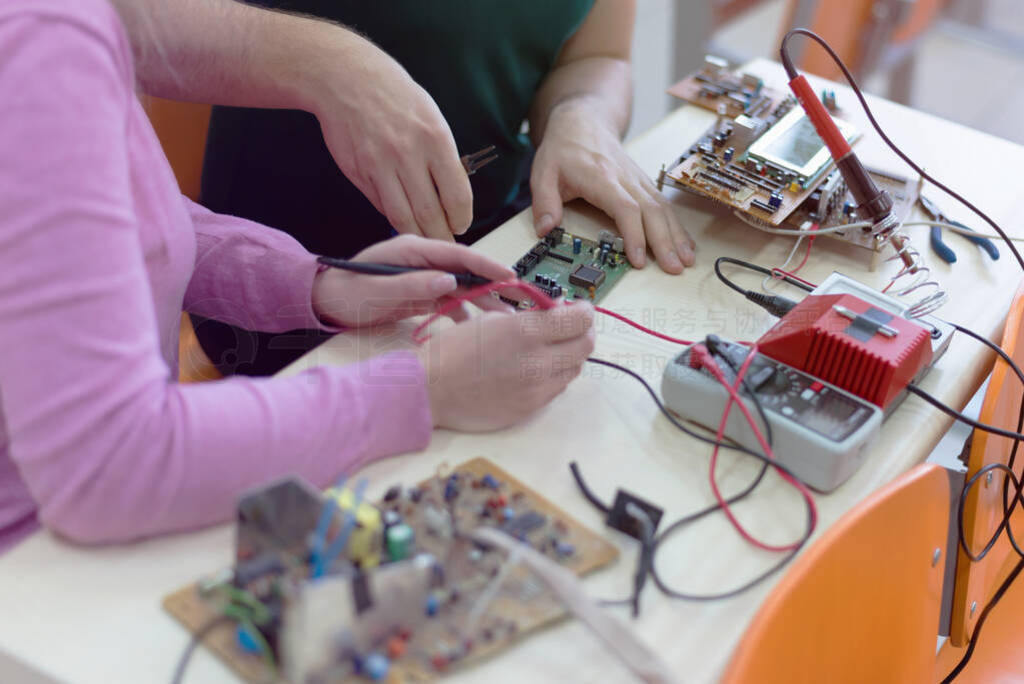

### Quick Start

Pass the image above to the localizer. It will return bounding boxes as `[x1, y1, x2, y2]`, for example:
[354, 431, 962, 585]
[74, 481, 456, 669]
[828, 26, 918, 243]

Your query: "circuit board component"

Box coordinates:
[163, 459, 618, 683]
[659, 55, 860, 227]
[511, 227, 630, 304]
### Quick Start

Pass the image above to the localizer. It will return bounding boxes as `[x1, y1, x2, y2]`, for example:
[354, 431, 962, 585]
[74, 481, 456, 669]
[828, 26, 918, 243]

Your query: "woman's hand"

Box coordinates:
[530, 100, 695, 273]
[311, 235, 515, 328]
[417, 304, 596, 431]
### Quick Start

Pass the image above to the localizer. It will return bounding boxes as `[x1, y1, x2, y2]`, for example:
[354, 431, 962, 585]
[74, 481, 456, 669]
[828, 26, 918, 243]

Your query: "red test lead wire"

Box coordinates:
[412, 279, 557, 344]
[690, 344, 818, 552]
[594, 306, 693, 346]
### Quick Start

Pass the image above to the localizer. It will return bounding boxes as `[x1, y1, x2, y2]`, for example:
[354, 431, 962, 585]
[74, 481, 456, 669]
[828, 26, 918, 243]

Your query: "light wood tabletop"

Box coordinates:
[1, 58, 1022, 684]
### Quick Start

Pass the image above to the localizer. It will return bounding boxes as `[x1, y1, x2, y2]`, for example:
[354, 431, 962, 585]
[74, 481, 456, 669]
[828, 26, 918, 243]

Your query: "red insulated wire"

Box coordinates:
[691, 344, 818, 551]
[771, 223, 818, 286]
[412, 279, 557, 343]
[595, 306, 693, 345]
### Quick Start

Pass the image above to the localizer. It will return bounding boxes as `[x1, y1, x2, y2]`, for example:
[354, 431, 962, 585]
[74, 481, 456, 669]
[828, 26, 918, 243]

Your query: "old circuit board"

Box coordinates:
[164, 458, 618, 683]
[781, 167, 922, 252]
[658, 55, 860, 228]
[511, 226, 631, 305]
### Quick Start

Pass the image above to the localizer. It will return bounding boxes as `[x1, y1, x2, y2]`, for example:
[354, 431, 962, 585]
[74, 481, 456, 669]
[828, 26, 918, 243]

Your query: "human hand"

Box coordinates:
[311, 235, 515, 328]
[530, 100, 695, 273]
[310, 39, 472, 240]
[417, 303, 596, 431]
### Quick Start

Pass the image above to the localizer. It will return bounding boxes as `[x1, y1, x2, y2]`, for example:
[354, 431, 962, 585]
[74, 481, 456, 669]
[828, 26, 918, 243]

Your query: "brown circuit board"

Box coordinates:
[659, 57, 860, 228]
[782, 167, 922, 252]
[163, 458, 619, 683]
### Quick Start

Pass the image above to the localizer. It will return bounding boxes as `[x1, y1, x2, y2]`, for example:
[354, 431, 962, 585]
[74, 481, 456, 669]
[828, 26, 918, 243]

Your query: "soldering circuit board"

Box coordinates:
[510, 226, 630, 305]
[164, 458, 617, 683]
[658, 56, 900, 246]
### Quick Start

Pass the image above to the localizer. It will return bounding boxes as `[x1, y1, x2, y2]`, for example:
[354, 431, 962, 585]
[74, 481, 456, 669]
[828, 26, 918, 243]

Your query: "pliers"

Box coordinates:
[460, 145, 498, 176]
[919, 195, 999, 263]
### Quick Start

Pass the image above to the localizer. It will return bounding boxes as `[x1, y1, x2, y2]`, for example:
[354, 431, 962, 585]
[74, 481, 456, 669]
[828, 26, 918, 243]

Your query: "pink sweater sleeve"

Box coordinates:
[183, 198, 332, 333]
[0, 12, 432, 544]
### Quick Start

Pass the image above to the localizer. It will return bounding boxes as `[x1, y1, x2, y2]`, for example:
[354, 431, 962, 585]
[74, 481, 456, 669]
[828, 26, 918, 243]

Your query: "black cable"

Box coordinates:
[714, 256, 815, 293]
[714, 257, 806, 318]
[946, 321, 1024, 387]
[624, 503, 655, 618]
[942, 558, 1024, 683]
[316, 256, 491, 287]
[583, 357, 813, 601]
[956, 462, 1024, 562]
[705, 334, 774, 448]
[569, 462, 611, 514]
[943, 321, 1024, 562]
[170, 615, 233, 684]
[906, 384, 1024, 443]
[780, 28, 1024, 273]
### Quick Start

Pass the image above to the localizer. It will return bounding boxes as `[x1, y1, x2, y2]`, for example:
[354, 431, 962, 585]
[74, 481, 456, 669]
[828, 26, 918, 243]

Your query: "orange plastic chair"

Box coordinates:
[780, 0, 945, 102]
[722, 462, 950, 684]
[935, 281, 1024, 679]
[140, 96, 220, 382]
[139, 96, 211, 202]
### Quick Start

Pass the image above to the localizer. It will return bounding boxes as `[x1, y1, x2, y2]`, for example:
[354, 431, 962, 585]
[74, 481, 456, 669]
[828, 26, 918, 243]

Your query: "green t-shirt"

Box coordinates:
[201, 0, 596, 258]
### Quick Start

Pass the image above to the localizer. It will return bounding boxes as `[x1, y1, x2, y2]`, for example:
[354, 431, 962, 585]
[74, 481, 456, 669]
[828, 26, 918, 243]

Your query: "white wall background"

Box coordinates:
[627, 1, 715, 140]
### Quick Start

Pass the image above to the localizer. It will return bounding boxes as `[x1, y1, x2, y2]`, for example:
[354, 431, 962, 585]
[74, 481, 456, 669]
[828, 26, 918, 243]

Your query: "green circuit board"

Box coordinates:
[511, 227, 631, 305]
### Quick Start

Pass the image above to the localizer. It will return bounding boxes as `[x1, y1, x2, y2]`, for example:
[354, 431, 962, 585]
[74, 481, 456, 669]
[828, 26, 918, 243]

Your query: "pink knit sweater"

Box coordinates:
[0, 0, 432, 552]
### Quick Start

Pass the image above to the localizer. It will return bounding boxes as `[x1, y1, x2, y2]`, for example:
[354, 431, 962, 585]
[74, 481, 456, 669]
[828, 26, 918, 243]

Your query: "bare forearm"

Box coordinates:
[115, 0, 363, 115]
[528, 56, 632, 145]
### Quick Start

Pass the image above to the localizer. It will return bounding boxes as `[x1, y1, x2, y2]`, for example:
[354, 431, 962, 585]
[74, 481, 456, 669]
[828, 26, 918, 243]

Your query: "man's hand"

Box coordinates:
[311, 46, 473, 242]
[117, 0, 472, 241]
[531, 99, 695, 273]
[311, 235, 514, 328]
[527, 0, 693, 274]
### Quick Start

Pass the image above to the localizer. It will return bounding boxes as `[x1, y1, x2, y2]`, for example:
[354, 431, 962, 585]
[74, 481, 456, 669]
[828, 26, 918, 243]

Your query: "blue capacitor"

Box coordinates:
[572, 237, 582, 255]
[502, 506, 516, 521]
[481, 474, 499, 489]
[555, 542, 575, 558]
[362, 652, 390, 681]
[723, 146, 735, 163]
[425, 593, 440, 617]
[236, 623, 263, 654]
[768, 192, 783, 210]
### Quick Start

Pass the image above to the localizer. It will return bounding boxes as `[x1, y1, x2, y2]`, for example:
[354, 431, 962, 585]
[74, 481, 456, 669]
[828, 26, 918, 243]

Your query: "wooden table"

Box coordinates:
[1, 58, 1022, 684]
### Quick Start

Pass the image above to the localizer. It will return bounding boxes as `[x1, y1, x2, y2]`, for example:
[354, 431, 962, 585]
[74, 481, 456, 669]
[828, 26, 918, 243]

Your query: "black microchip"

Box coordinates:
[569, 264, 606, 289]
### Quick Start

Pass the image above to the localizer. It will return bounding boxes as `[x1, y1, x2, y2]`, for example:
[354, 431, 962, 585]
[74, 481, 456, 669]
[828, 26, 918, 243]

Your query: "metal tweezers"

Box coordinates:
[460, 145, 498, 176]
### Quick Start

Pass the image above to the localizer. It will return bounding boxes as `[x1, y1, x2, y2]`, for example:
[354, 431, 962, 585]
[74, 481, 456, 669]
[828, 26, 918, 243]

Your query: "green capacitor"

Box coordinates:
[386, 523, 414, 561]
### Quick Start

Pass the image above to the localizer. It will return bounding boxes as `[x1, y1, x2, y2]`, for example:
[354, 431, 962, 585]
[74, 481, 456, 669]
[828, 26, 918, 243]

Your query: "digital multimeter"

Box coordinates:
[661, 339, 882, 492]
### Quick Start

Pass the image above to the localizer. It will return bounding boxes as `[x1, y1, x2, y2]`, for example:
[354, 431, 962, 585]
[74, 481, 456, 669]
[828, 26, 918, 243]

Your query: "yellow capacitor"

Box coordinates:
[789, 180, 801, 193]
[325, 487, 382, 568]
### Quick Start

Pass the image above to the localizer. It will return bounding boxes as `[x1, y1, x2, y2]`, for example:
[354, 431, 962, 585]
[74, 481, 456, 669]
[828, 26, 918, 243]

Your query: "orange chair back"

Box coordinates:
[780, 0, 945, 80]
[139, 96, 211, 202]
[949, 281, 1024, 646]
[722, 463, 949, 684]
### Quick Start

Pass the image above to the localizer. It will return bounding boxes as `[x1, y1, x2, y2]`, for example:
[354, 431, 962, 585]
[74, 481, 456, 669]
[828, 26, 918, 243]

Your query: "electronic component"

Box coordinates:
[661, 340, 882, 491]
[164, 460, 619, 683]
[747, 108, 856, 188]
[755, 293, 934, 410]
[606, 490, 664, 540]
[569, 264, 606, 289]
[385, 523, 414, 562]
[510, 229, 628, 304]
[325, 484, 383, 567]
[660, 58, 861, 229]
[235, 477, 325, 564]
